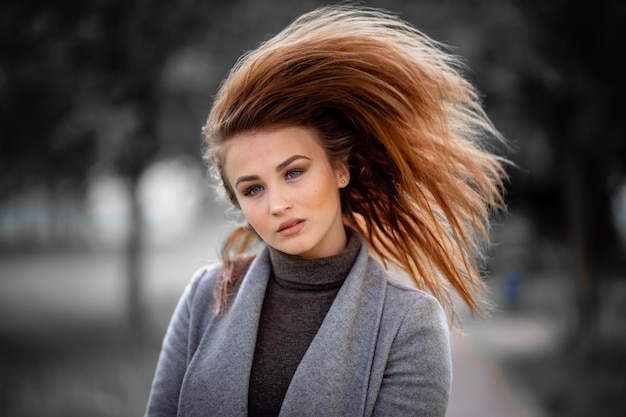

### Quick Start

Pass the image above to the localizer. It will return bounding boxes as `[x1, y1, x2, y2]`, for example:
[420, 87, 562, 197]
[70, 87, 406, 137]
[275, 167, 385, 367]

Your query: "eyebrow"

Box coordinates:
[235, 154, 311, 187]
[276, 154, 311, 172]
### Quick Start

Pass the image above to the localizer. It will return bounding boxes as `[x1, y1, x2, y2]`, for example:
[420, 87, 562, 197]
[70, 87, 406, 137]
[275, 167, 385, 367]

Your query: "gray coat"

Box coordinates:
[145, 238, 451, 417]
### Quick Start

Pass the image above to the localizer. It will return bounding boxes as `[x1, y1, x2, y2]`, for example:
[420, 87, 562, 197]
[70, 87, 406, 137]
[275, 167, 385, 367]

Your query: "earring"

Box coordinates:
[341, 179, 346, 184]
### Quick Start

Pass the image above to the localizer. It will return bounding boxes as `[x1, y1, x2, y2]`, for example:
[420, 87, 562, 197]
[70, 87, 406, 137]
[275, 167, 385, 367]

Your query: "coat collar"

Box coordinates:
[280, 242, 387, 416]
[179, 235, 388, 416]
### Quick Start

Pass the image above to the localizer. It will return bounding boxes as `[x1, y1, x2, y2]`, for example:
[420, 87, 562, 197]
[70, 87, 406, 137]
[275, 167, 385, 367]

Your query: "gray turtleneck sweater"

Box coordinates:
[248, 230, 361, 417]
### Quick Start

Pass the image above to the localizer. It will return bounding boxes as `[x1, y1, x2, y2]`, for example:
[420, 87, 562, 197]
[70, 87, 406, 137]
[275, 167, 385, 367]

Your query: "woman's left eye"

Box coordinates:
[286, 169, 303, 179]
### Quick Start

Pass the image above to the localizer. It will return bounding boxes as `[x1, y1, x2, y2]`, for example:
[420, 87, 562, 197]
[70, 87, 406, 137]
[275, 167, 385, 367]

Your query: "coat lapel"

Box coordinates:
[178, 250, 272, 416]
[279, 244, 387, 417]
[179, 241, 388, 417]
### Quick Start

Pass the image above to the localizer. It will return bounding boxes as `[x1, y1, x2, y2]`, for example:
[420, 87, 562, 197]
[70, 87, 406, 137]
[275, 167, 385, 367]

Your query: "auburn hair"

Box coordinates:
[203, 5, 508, 322]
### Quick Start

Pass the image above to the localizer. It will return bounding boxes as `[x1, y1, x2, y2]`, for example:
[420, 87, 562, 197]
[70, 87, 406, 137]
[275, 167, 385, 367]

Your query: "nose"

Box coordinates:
[269, 188, 292, 215]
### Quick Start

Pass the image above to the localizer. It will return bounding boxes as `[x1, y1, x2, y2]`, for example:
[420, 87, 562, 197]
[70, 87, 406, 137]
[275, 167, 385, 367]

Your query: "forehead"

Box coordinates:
[223, 125, 327, 175]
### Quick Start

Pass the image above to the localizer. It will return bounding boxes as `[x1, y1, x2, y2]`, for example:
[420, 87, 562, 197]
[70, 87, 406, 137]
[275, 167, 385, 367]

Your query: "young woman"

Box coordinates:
[145, 5, 508, 417]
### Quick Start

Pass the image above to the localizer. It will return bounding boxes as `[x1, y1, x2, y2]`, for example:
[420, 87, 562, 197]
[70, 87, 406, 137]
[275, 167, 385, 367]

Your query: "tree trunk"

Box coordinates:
[565, 141, 589, 348]
[126, 173, 144, 338]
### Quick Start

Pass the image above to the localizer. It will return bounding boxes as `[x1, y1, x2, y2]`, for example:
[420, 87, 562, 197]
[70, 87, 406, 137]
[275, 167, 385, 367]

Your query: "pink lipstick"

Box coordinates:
[277, 219, 306, 236]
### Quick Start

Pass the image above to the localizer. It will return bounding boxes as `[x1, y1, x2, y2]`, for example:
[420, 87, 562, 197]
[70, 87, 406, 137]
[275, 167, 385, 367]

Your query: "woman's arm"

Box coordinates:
[372, 293, 452, 417]
[144, 269, 206, 417]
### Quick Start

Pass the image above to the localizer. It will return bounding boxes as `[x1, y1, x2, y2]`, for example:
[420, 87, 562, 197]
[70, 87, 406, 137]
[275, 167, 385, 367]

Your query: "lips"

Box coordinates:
[277, 219, 306, 236]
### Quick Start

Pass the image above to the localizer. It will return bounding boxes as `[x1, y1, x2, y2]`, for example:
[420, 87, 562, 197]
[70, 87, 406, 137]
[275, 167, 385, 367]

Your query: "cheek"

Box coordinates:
[306, 171, 334, 206]
[245, 207, 259, 222]
[309, 184, 338, 209]
[239, 202, 261, 227]
[242, 205, 272, 238]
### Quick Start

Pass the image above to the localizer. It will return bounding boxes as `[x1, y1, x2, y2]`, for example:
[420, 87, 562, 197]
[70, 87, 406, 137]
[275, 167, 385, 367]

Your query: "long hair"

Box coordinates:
[203, 5, 509, 321]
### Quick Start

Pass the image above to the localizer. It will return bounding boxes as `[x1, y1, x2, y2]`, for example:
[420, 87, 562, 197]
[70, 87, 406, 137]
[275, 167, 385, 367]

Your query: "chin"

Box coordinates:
[274, 240, 314, 257]
[280, 245, 311, 257]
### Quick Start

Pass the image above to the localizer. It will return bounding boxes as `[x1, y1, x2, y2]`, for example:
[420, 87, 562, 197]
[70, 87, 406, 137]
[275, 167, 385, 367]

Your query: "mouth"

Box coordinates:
[277, 219, 306, 236]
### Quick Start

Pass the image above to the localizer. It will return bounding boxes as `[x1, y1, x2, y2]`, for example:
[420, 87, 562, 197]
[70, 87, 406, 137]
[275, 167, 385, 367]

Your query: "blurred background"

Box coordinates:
[1, 0, 625, 416]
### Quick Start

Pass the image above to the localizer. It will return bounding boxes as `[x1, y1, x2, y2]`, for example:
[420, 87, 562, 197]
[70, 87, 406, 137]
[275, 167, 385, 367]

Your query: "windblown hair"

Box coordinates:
[203, 5, 508, 322]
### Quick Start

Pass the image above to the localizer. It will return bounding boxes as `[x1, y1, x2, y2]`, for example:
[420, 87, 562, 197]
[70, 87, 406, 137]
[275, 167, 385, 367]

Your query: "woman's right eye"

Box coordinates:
[244, 185, 263, 196]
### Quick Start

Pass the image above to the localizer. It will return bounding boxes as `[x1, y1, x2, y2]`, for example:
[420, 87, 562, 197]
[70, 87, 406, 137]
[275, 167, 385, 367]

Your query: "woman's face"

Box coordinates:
[223, 125, 349, 258]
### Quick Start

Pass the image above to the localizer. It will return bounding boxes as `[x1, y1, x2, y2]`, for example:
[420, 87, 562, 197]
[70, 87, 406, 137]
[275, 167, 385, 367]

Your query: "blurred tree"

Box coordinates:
[0, 0, 235, 333]
[0, 2, 100, 247]
[513, 0, 626, 346]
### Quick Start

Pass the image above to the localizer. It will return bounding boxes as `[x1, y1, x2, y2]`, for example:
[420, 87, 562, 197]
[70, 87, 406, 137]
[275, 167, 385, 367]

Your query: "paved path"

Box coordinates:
[446, 307, 555, 417]
[447, 326, 538, 417]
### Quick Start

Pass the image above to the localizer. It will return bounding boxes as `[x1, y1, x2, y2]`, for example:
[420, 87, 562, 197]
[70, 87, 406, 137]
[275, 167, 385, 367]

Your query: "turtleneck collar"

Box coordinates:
[267, 227, 362, 290]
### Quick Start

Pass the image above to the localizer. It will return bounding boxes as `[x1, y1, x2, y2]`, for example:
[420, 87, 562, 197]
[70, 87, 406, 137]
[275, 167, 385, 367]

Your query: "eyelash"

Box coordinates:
[286, 168, 303, 179]
[243, 169, 304, 197]
[244, 185, 263, 197]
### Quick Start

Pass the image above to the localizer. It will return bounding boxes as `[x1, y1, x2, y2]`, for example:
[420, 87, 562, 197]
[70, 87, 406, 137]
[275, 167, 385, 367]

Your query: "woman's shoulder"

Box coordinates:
[190, 262, 222, 286]
[379, 267, 447, 325]
[181, 262, 223, 305]
[387, 276, 437, 305]
[364, 256, 430, 302]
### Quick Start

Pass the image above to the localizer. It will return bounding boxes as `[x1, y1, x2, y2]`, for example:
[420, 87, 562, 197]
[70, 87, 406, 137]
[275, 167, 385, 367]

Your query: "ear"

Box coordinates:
[336, 162, 350, 188]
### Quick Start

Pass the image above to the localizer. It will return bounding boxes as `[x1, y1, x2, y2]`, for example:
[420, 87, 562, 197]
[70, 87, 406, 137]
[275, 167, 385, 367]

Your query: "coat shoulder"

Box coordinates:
[188, 263, 222, 297]
[366, 257, 437, 309]
[378, 266, 448, 327]
[180, 263, 223, 319]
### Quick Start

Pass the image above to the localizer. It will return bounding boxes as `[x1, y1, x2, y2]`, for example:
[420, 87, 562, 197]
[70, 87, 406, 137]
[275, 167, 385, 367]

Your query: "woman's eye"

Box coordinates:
[244, 185, 263, 196]
[286, 169, 303, 179]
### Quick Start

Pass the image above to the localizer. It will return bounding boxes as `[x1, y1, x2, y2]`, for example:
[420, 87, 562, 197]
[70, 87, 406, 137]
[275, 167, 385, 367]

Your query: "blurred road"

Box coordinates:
[447, 312, 552, 417]
[0, 218, 551, 416]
